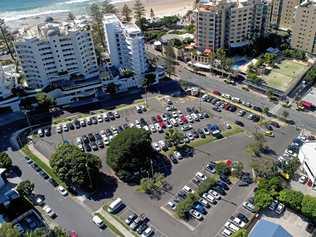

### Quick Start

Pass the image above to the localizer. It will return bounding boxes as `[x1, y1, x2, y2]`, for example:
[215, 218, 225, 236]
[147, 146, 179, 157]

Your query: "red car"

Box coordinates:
[156, 115, 163, 122]
[159, 121, 166, 129]
[70, 231, 78, 237]
[213, 90, 221, 96]
[180, 115, 188, 124]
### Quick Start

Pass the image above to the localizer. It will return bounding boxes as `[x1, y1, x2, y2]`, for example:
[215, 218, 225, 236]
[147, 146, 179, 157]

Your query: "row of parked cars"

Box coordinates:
[55, 111, 120, 134]
[168, 169, 232, 221]
[125, 213, 155, 237]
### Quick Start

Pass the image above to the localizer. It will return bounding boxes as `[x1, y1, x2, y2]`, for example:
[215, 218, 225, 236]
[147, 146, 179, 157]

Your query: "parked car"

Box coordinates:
[235, 120, 244, 127]
[208, 190, 221, 200]
[195, 172, 207, 181]
[269, 200, 278, 211]
[202, 193, 216, 204]
[57, 186, 68, 196]
[182, 185, 194, 193]
[130, 216, 143, 230]
[243, 201, 256, 212]
[141, 227, 154, 237]
[92, 215, 105, 228]
[213, 186, 226, 195]
[189, 209, 203, 220]
[275, 203, 285, 214]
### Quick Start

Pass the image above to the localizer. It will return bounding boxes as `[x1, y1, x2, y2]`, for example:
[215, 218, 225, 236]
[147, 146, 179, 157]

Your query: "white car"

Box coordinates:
[113, 111, 119, 118]
[222, 228, 232, 236]
[182, 185, 194, 193]
[167, 201, 176, 210]
[141, 227, 154, 237]
[152, 142, 160, 151]
[43, 205, 56, 218]
[199, 198, 210, 208]
[172, 111, 178, 118]
[299, 175, 307, 184]
[202, 193, 216, 204]
[129, 123, 135, 128]
[37, 129, 44, 137]
[174, 151, 182, 160]
[224, 221, 240, 232]
[92, 215, 104, 228]
[202, 128, 210, 135]
[186, 115, 194, 123]
[195, 172, 207, 181]
[170, 118, 178, 126]
[222, 94, 231, 99]
[158, 140, 166, 149]
[189, 209, 202, 220]
[75, 137, 82, 145]
[208, 190, 221, 200]
[149, 124, 156, 132]
[225, 122, 231, 129]
[231, 217, 246, 228]
[57, 186, 68, 196]
[143, 125, 149, 131]
[62, 124, 68, 132]
[97, 115, 103, 123]
[103, 137, 109, 145]
[187, 133, 195, 141]
[243, 201, 256, 212]
[56, 125, 62, 133]
[275, 203, 285, 214]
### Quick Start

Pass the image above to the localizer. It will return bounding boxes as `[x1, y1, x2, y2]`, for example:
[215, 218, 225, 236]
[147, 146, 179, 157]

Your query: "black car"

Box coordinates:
[74, 120, 80, 129]
[105, 128, 112, 136]
[117, 126, 123, 133]
[186, 107, 192, 113]
[192, 178, 201, 186]
[203, 112, 209, 118]
[122, 123, 129, 129]
[235, 120, 244, 127]
[237, 213, 249, 223]
[271, 121, 280, 128]
[252, 115, 260, 122]
[177, 190, 187, 199]
[48, 178, 58, 187]
[151, 116, 157, 123]
[84, 144, 91, 152]
[140, 118, 147, 126]
[213, 107, 221, 112]
[213, 186, 226, 195]
[69, 123, 75, 130]
[82, 135, 89, 144]
[91, 142, 98, 151]
[265, 124, 273, 131]
[192, 130, 199, 139]
[96, 140, 104, 148]
[31, 163, 40, 172]
[253, 106, 263, 112]
[108, 112, 115, 120]
[87, 119, 92, 125]
[169, 155, 178, 164]
[136, 223, 148, 234]
[216, 180, 229, 190]
[88, 133, 95, 142]
[220, 175, 231, 184]
[95, 133, 102, 141]
[229, 105, 237, 112]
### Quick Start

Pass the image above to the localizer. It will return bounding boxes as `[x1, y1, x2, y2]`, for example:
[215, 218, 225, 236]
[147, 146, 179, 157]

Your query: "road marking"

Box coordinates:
[160, 206, 196, 231]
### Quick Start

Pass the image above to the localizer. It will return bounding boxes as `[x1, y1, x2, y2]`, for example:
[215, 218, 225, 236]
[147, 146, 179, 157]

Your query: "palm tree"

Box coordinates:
[165, 128, 184, 146]
[0, 18, 15, 62]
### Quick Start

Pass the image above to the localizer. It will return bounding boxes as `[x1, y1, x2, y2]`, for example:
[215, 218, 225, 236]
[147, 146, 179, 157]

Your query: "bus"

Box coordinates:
[107, 198, 123, 213]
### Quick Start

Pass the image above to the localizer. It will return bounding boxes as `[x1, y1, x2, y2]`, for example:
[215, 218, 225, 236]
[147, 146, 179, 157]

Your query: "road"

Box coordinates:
[147, 49, 316, 132]
[0, 126, 114, 237]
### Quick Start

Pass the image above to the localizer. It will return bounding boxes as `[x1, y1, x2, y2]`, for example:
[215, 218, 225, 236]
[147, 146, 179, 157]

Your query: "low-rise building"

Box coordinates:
[298, 141, 316, 186]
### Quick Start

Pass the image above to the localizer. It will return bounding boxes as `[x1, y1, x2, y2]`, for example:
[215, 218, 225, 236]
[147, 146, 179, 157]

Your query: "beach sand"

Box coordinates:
[6, 0, 194, 30]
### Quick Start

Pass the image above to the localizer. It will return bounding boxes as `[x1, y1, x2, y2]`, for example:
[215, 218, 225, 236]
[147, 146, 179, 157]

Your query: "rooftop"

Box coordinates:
[249, 220, 293, 237]
[298, 142, 316, 174]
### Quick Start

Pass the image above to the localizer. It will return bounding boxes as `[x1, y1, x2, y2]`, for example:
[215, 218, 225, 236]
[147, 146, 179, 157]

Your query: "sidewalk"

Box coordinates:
[96, 208, 134, 237]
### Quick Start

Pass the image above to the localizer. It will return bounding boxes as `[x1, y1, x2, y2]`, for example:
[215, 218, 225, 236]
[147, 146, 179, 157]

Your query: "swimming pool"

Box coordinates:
[232, 59, 248, 71]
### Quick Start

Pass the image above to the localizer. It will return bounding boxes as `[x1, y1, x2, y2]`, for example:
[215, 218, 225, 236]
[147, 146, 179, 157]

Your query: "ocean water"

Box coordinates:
[0, 0, 128, 21]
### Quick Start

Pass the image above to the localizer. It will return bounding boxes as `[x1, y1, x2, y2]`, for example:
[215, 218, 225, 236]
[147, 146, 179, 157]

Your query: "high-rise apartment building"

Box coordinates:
[103, 14, 148, 78]
[291, 0, 316, 54]
[195, 0, 271, 52]
[15, 22, 99, 89]
[270, 0, 301, 30]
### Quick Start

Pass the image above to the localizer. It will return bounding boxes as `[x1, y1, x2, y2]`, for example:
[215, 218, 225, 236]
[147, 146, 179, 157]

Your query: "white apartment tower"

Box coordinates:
[103, 14, 148, 78]
[15, 22, 99, 89]
[291, 0, 316, 54]
[195, 0, 271, 51]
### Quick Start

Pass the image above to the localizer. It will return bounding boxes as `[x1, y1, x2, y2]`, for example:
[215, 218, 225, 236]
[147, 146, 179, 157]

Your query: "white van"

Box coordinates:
[107, 198, 123, 213]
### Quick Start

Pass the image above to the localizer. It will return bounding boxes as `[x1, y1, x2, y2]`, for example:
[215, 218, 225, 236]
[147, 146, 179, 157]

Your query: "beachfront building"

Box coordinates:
[270, 0, 300, 30]
[103, 14, 148, 80]
[15, 21, 99, 90]
[291, 0, 316, 54]
[195, 0, 271, 52]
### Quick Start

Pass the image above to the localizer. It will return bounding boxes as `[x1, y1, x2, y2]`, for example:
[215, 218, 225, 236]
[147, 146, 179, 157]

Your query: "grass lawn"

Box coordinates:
[261, 59, 308, 91]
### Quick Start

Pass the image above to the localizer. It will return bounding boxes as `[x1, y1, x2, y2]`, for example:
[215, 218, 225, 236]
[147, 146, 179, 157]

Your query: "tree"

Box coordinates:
[278, 189, 303, 211]
[263, 53, 275, 65]
[251, 157, 278, 178]
[263, 107, 270, 114]
[254, 189, 273, 211]
[102, 0, 117, 15]
[253, 132, 265, 144]
[150, 8, 155, 20]
[231, 229, 248, 237]
[50, 144, 102, 189]
[304, 67, 316, 83]
[282, 158, 300, 179]
[165, 128, 184, 146]
[143, 73, 156, 88]
[133, 0, 146, 24]
[16, 180, 34, 197]
[216, 162, 231, 176]
[0, 223, 19, 237]
[0, 18, 15, 62]
[0, 152, 12, 169]
[176, 193, 199, 219]
[35, 92, 55, 110]
[67, 12, 76, 21]
[107, 128, 155, 183]
[89, 4, 106, 50]
[106, 82, 118, 96]
[246, 142, 262, 157]
[215, 48, 227, 76]
[25, 227, 69, 237]
[139, 173, 165, 194]
[301, 195, 316, 220]
[121, 4, 132, 22]
[196, 177, 217, 196]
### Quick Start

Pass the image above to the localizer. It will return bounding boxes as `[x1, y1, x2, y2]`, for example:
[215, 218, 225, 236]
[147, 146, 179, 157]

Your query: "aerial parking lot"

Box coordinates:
[31, 91, 299, 237]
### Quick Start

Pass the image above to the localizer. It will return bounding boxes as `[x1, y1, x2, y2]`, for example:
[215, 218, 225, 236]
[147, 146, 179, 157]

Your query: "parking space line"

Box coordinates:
[160, 206, 196, 231]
